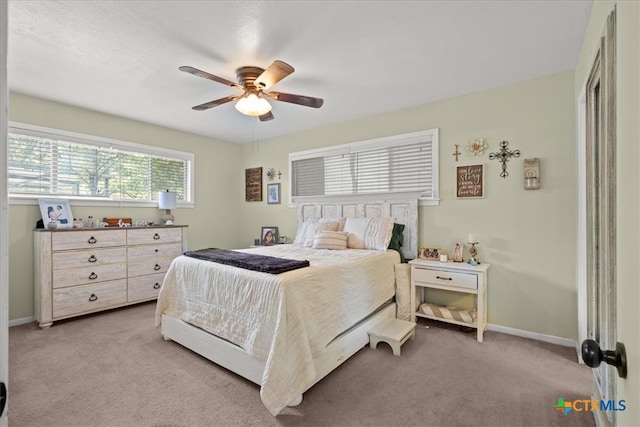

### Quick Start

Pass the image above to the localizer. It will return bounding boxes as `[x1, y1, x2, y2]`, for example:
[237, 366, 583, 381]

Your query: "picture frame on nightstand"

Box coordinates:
[421, 247, 441, 260]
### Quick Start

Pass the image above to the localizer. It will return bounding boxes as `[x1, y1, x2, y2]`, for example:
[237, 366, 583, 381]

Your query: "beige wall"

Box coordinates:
[241, 71, 578, 340]
[8, 93, 244, 320]
[10, 73, 580, 343]
[574, 1, 640, 424]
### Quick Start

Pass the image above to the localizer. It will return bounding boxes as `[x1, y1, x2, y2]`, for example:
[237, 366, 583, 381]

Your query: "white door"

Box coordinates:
[0, 2, 9, 426]
[581, 7, 620, 426]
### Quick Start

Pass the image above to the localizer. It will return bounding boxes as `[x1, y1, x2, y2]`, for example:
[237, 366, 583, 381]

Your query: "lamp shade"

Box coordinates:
[235, 93, 272, 116]
[158, 191, 177, 209]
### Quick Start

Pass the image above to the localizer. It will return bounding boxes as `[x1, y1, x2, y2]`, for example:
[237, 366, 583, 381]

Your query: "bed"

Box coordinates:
[155, 199, 418, 416]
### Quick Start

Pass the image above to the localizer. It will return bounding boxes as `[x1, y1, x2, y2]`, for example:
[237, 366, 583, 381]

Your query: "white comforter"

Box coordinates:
[155, 244, 399, 416]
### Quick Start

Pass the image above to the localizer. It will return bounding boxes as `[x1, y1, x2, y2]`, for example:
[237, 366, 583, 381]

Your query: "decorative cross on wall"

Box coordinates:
[452, 144, 461, 162]
[489, 140, 520, 178]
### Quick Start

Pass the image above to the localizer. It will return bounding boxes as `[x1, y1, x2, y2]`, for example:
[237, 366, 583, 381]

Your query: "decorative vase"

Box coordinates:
[47, 221, 58, 230]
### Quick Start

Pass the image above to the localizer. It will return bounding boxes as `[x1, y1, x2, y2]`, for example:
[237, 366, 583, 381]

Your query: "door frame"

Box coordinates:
[577, 6, 617, 427]
[1, 1, 9, 426]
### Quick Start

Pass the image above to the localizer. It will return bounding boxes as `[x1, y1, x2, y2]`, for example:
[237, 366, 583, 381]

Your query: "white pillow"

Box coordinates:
[303, 219, 340, 247]
[313, 231, 348, 250]
[293, 221, 310, 245]
[343, 217, 394, 251]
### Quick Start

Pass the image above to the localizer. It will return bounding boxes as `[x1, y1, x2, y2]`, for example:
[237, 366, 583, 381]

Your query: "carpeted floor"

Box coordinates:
[8, 301, 595, 427]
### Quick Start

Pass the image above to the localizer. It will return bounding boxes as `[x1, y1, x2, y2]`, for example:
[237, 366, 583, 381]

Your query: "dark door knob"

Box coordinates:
[581, 339, 627, 379]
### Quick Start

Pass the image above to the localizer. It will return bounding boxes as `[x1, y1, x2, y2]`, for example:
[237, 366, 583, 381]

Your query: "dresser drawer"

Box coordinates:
[52, 263, 127, 289]
[52, 247, 127, 270]
[52, 230, 126, 250]
[413, 267, 478, 290]
[53, 279, 127, 318]
[127, 255, 175, 277]
[127, 242, 183, 260]
[128, 273, 165, 302]
[127, 228, 182, 245]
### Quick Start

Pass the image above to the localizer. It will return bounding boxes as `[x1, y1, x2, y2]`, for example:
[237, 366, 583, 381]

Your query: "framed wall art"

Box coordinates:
[38, 198, 73, 229]
[456, 164, 484, 198]
[267, 183, 281, 205]
[245, 167, 263, 202]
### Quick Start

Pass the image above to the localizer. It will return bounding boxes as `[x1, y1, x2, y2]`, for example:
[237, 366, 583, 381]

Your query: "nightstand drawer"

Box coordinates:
[413, 267, 478, 290]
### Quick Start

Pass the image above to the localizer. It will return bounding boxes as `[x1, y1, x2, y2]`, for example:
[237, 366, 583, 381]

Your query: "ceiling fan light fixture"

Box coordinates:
[235, 93, 272, 117]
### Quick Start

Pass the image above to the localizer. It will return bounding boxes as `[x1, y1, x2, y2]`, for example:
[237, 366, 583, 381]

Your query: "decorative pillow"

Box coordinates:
[302, 219, 341, 247]
[312, 231, 348, 250]
[387, 222, 406, 263]
[343, 217, 394, 251]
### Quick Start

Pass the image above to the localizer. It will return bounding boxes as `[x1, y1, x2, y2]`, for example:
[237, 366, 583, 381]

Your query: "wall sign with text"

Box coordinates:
[456, 164, 484, 198]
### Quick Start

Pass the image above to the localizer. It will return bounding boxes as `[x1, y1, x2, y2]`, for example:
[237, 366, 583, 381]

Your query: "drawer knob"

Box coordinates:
[154, 264, 161, 271]
[155, 249, 159, 253]
[88, 255, 97, 263]
[153, 233, 160, 240]
[88, 236, 97, 244]
[436, 275, 453, 281]
[88, 293, 98, 302]
[89, 272, 98, 280]
[153, 282, 161, 289]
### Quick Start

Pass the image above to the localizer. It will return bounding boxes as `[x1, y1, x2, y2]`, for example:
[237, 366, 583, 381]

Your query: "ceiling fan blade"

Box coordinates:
[259, 111, 274, 122]
[254, 60, 295, 90]
[192, 95, 239, 111]
[265, 91, 324, 108]
[179, 66, 241, 89]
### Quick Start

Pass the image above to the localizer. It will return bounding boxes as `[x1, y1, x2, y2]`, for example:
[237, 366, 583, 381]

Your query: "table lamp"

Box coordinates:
[467, 233, 480, 265]
[158, 190, 177, 225]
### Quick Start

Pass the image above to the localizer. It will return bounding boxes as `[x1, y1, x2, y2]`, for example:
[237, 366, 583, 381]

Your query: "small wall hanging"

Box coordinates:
[266, 168, 276, 181]
[524, 158, 541, 190]
[489, 140, 520, 178]
[468, 138, 487, 156]
[245, 167, 263, 202]
[452, 144, 461, 162]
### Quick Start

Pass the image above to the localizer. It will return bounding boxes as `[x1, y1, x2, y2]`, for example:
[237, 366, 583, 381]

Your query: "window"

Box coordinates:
[8, 123, 194, 205]
[289, 129, 439, 205]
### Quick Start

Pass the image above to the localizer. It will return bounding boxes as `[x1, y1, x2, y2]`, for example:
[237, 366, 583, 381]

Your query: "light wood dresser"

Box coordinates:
[34, 225, 187, 328]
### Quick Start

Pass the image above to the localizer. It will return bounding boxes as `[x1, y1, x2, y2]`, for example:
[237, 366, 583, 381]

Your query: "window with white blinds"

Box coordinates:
[289, 129, 439, 205]
[8, 123, 194, 204]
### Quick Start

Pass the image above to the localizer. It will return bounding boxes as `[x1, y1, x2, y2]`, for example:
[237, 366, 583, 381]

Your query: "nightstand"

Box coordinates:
[409, 259, 490, 342]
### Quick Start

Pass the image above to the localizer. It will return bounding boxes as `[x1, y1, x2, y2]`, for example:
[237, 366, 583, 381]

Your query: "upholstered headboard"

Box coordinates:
[296, 199, 419, 260]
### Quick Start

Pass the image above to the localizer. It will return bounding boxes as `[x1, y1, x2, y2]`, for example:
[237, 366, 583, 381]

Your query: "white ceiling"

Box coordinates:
[8, 1, 593, 144]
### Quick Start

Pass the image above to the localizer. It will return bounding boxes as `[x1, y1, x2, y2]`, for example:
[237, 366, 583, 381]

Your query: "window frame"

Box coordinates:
[288, 128, 440, 206]
[8, 122, 195, 208]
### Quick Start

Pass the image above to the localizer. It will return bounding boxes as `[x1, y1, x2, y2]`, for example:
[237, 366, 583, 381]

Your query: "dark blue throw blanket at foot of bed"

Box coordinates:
[183, 248, 310, 274]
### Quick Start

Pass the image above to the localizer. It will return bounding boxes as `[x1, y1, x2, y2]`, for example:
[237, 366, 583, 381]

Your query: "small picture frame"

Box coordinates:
[38, 198, 73, 229]
[452, 242, 464, 263]
[267, 183, 281, 205]
[261, 226, 279, 246]
[421, 247, 441, 260]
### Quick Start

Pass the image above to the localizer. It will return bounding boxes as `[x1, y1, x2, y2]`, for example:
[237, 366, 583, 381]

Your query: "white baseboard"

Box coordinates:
[9, 316, 34, 327]
[488, 323, 577, 348]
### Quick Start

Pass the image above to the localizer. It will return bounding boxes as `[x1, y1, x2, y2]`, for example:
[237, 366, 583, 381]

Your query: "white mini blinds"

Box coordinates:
[289, 129, 439, 204]
[8, 123, 193, 204]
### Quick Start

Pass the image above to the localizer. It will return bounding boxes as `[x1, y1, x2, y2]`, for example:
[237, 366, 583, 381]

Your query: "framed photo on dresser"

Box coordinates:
[38, 198, 73, 229]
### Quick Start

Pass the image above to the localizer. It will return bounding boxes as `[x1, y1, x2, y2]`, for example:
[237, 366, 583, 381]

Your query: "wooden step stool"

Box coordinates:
[368, 318, 416, 356]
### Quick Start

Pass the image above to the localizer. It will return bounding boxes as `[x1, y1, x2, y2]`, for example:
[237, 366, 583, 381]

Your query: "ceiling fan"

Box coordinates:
[179, 60, 324, 122]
